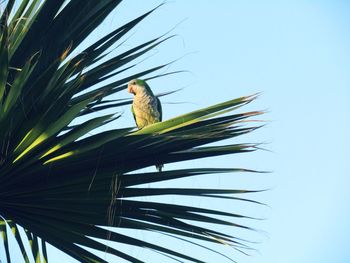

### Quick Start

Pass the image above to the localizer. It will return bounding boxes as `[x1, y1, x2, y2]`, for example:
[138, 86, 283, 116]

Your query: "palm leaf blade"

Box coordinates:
[0, 1, 267, 262]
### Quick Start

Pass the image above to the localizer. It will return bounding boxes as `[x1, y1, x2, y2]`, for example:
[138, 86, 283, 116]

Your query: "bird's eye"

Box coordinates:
[131, 81, 136, 85]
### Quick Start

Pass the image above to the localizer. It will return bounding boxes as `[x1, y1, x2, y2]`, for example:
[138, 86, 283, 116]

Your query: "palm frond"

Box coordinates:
[0, 1, 266, 262]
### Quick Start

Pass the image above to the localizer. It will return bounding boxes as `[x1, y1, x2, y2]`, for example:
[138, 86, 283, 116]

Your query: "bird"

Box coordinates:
[127, 78, 163, 171]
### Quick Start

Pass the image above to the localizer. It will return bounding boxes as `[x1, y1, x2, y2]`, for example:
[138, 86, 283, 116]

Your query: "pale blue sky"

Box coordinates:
[1, 1, 350, 263]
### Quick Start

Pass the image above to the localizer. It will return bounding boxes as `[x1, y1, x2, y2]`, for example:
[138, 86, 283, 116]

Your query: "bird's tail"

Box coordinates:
[156, 164, 163, 172]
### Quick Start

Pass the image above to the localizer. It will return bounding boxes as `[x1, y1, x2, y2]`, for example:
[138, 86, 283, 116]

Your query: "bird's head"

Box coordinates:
[127, 79, 146, 95]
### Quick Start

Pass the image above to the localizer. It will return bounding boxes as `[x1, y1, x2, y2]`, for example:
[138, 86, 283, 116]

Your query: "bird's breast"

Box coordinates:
[133, 95, 160, 128]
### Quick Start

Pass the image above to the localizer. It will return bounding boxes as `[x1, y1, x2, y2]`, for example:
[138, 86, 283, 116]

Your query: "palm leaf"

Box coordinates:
[0, 1, 267, 262]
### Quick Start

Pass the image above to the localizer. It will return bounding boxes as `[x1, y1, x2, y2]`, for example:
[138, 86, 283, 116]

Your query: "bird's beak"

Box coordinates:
[127, 85, 134, 94]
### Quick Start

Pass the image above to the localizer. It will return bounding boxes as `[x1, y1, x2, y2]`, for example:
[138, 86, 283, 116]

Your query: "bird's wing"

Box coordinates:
[144, 82, 154, 96]
[156, 97, 162, 121]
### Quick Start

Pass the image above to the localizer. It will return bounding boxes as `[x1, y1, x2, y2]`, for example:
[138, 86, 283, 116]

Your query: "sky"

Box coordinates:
[1, 1, 350, 263]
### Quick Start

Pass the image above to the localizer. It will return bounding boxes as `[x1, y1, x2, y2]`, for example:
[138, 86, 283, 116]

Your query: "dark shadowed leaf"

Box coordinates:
[0, 1, 266, 262]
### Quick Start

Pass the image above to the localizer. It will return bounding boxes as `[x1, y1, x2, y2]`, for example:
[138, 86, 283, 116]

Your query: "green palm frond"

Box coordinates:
[0, 1, 266, 262]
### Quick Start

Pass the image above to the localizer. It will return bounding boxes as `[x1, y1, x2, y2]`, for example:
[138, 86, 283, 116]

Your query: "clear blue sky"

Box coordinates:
[2, 1, 350, 263]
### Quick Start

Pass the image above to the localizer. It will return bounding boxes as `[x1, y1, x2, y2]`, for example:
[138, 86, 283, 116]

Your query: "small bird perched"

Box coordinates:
[127, 78, 163, 171]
